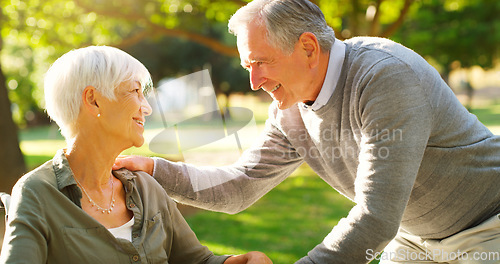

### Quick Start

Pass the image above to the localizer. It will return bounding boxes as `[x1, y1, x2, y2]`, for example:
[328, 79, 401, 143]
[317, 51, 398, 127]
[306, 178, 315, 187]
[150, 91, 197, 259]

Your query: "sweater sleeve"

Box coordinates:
[298, 58, 433, 263]
[153, 113, 304, 214]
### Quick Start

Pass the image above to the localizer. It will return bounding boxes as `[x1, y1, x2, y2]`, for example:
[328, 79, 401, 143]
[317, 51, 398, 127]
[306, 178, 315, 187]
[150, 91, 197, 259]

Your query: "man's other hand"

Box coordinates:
[224, 251, 273, 264]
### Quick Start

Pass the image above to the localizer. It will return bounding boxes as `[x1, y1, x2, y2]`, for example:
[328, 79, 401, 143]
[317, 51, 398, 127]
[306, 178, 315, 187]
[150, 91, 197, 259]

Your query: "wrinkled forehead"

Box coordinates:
[236, 23, 271, 61]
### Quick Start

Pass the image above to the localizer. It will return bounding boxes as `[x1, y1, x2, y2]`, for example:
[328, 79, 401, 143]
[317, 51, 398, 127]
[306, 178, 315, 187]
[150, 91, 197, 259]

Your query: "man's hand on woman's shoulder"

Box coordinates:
[113, 155, 155, 175]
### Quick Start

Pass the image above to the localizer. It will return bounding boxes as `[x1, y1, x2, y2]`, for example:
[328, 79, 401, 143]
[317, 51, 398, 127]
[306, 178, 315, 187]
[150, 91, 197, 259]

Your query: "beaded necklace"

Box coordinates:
[74, 175, 115, 214]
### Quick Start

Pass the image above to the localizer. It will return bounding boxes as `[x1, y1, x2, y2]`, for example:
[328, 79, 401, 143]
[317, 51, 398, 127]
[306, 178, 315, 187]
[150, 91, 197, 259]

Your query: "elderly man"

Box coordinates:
[115, 0, 500, 263]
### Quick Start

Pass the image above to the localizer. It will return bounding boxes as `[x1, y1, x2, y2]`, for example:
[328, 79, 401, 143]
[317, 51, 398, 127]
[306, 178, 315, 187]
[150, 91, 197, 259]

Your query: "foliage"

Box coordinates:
[1, 0, 114, 127]
[319, 0, 415, 39]
[3, 0, 497, 127]
[125, 35, 250, 98]
[1, 0, 421, 127]
[394, 0, 500, 72]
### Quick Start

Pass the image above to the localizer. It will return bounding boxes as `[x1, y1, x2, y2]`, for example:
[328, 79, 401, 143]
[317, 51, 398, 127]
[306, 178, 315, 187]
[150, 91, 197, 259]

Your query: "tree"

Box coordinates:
[70, 0, 417, 52]
[0, 0, 133, 190]
[0, 70, 26, 192]
[70, 0, 418, 108]
[396, 0, 498, 70]
[394, 0, 500, 109]
[125, 35, 249, 108]
[0, 12, 26, 191]
[3, 0, 419, 129]
[318, 0, 415, 39]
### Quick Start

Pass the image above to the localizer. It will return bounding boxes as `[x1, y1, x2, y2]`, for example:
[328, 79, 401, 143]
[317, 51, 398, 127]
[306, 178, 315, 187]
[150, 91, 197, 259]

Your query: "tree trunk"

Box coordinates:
[0, 57, 26, 192]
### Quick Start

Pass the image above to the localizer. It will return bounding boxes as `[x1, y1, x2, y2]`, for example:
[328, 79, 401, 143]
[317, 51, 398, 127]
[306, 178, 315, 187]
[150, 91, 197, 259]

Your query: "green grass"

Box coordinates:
[14, 100, 500, 263]
[469, 104, 500, 134]
[186, 164, 354, 263]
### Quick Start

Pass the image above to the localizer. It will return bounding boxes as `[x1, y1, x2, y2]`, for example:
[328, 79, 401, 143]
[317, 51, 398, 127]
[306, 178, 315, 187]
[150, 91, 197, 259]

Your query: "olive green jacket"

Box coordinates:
[0, 149, 229, 264]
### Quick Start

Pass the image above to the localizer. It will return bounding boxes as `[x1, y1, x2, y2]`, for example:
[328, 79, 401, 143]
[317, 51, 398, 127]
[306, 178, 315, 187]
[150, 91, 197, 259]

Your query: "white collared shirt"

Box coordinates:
[305, 38, 346, 111]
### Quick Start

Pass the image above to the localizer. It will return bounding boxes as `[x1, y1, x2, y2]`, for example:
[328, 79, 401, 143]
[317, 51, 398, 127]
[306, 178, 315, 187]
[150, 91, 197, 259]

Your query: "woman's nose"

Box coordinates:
[141, 97, 152, 116]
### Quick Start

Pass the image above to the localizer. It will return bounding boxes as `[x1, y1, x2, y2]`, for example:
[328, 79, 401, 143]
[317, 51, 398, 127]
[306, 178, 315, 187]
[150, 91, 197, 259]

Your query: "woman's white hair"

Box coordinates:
[228, 0, 335, 54]
[44, 46, 152, 140]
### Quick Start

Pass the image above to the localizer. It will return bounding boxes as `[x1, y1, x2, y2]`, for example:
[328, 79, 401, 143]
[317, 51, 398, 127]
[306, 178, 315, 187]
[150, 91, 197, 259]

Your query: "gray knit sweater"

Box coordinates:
[154, 37, 500, 263]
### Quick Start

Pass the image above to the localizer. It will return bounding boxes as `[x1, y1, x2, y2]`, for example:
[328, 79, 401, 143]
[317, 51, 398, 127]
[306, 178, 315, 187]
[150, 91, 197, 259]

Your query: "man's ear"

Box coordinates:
[298, 32, 321, 68]
[82, 86, 100, 117]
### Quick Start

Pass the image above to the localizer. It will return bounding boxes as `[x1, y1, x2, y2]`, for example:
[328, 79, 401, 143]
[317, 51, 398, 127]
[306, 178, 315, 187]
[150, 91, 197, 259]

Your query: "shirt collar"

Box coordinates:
[305, 38, 346, 111]
[53, 149, 77, 191]
[113, 169, 137, 194]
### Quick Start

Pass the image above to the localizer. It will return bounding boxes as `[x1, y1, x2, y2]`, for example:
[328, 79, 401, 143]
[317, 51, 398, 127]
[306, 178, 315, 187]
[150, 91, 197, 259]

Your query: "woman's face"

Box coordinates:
[97, 80, 152, 149]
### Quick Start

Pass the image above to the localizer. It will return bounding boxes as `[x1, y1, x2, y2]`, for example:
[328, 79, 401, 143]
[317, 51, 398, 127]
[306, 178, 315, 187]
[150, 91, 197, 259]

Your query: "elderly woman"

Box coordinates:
[0, 46, 271, 264]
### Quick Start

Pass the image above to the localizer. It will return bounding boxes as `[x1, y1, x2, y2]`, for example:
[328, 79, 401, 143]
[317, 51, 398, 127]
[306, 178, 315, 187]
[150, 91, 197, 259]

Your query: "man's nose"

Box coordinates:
[249, 67, 265, 91]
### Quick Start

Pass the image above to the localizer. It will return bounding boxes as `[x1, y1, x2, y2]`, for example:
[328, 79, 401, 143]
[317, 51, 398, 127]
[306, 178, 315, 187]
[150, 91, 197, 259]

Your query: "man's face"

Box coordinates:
[237, 23, 316, 110]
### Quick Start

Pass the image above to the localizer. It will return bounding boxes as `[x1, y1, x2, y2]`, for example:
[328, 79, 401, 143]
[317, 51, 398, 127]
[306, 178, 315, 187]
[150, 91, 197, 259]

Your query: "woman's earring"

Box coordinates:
[97, 114, 101, 117]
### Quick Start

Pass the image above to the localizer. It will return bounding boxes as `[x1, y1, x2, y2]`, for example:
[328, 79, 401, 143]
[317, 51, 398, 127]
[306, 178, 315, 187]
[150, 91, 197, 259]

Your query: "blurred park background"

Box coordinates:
[0, 0, 499, 262]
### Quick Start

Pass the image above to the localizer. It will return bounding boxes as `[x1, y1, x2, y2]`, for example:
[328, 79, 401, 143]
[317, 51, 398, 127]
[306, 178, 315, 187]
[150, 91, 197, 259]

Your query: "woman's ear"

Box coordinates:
[298, 32, 321, 69]
[82, 86, 100, 117]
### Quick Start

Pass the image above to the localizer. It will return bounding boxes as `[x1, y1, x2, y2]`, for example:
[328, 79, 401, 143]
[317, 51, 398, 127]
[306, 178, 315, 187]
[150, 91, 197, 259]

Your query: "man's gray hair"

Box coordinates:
[44, 46, 152, 140]
[228, 0, 335, 54]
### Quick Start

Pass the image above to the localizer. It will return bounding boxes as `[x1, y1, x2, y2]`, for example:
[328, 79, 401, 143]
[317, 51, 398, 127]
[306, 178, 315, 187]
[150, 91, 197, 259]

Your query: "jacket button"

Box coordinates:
[132, 255, 139, 261]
